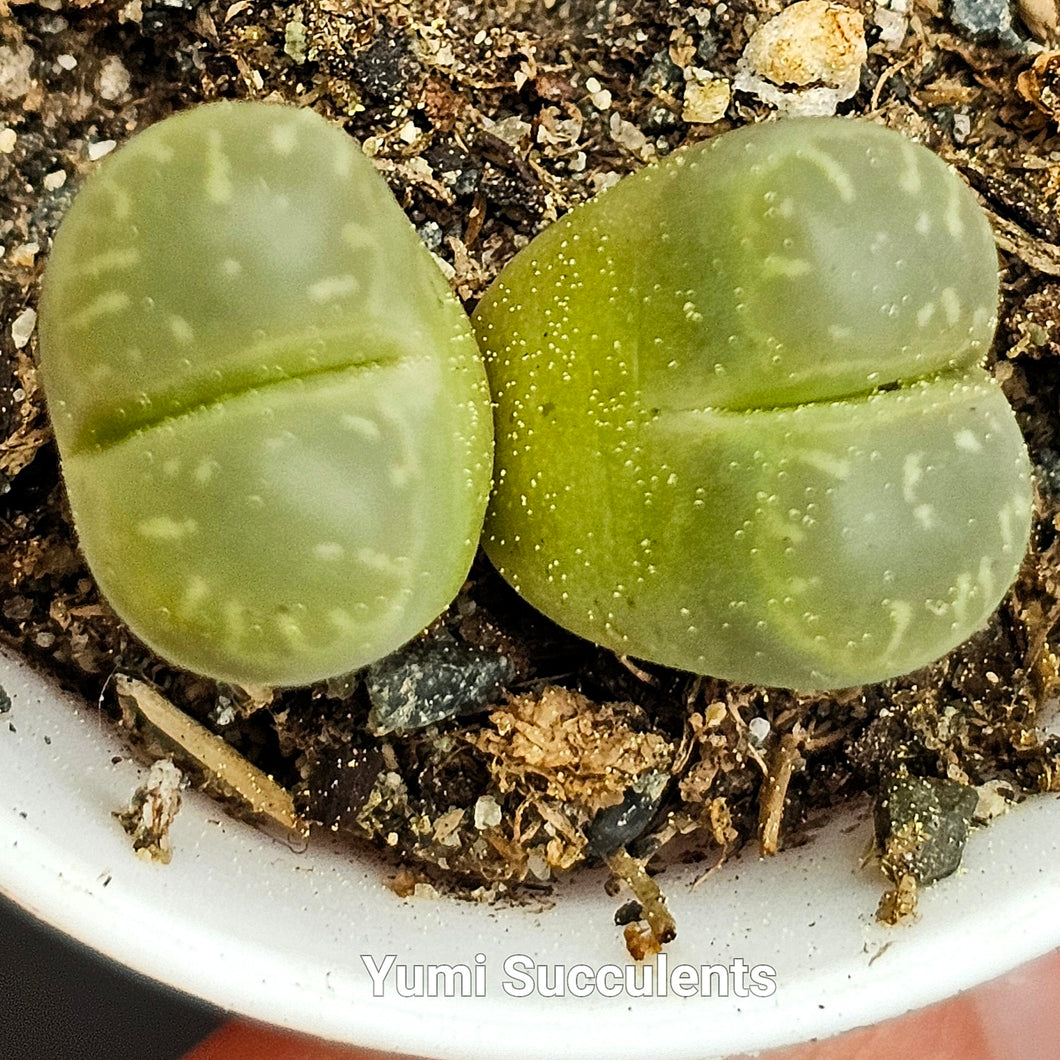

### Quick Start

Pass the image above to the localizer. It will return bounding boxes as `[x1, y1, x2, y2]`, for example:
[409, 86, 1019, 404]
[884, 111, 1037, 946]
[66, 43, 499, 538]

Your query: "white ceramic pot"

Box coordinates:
[1, 644, 1058, 1060]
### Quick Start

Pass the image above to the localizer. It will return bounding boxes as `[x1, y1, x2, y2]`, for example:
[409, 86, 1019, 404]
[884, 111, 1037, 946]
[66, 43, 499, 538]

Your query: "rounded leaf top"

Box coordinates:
[474, 117, 1032, 689]
[40, 101, 493, 686]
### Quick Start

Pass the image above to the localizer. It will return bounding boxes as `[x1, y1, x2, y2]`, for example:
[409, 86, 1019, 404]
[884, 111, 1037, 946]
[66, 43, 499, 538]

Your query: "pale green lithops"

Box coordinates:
[39, 101, 492, 687]
[473, 117, 1033, 689]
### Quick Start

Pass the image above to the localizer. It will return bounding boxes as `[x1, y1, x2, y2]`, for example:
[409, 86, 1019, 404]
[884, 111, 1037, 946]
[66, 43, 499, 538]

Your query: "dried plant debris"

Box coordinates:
[606, 848, 677, 959]
[877, 871, 920, 924]
[473, 687, 674, 817]
[115, 757, 184, 863]
[3, 0, 1060, 951]
[115, 675, 304, 835]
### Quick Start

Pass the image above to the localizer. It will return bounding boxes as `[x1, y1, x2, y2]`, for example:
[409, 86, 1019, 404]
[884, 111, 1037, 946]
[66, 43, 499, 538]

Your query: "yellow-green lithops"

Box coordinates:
[473, 117, 1033, 690]
[39, 101, 493, 687]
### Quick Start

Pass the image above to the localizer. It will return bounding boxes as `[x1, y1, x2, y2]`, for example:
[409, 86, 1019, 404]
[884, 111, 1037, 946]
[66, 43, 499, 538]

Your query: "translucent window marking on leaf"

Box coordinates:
[75, 246, 141, 277]
[473, 117, 1034, 690]
[793, 142, 857, 201]
[69, 291, 131, 329]
[38, 101, 493, 687]
[269, 121, 299, 156]
[203, 127, 234, 205]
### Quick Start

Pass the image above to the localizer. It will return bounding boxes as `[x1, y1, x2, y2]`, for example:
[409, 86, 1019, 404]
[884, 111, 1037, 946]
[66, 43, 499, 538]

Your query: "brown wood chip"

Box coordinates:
[114, 674, 305, 835]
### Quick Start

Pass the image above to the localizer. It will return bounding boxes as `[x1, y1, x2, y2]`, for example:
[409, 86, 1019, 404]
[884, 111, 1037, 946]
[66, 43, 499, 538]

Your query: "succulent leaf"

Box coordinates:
[473, 117, 1032, 689]
[40, 101, 493, 686]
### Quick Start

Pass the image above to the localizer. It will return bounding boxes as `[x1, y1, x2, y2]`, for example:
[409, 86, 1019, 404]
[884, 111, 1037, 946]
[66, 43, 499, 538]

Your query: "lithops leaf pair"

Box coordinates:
[473, 117, 1033, 689]
[39, 101, 493, 687]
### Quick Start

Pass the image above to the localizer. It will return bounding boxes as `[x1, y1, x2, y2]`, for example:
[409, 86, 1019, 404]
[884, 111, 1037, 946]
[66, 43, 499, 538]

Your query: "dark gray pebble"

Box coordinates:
[948, 0, 1023, 47]
[365, 636, 516, 735]
[874, 772, 979, 884]
[586, 770, 669, 859]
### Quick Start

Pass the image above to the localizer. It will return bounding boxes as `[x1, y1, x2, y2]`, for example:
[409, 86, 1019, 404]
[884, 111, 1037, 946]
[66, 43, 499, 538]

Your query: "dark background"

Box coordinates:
[0, 893, 222, 1060]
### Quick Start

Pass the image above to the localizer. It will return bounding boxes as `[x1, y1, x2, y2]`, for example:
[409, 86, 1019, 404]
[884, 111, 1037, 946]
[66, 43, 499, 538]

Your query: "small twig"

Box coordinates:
[726, 700, 769, 774]
[870, 55, 916, 111]
[757, 732, 804, 856]
[983, 204, 1060, 277]
[615, 654, 658, 684]
[114, 674, 305, 835]
[690, 848, 729, 890]
[801, 727, 848, 753]
[606, 848, 676, 948]
[669, 678, 703, 777]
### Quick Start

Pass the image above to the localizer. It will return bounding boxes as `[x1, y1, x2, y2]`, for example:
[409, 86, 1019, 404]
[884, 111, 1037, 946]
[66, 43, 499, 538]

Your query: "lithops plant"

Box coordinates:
[38, 101, 493, 687]
[474, 117, 1033, 690]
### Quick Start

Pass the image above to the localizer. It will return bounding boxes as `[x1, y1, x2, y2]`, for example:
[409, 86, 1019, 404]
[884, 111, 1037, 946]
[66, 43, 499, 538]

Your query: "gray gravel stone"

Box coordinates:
[586, 770, 669, 858]
[874, 772, 979, 884]
[948, 0, 1023, 47]
[365, 636, 516, 735]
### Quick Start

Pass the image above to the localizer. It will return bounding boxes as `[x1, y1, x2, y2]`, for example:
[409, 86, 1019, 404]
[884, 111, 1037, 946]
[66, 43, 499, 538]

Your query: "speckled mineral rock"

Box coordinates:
[734, 0, 867, 116]
[115, 758, 185, 863]
[682, 76, 732, 124]
[586, 769, 670, 857]
[0, 44, 35, 102]
[874, 0, 911, 50]
[874, 772, 979, 885]
[365, 635, 516, 735]
[948, 0, 1023, 47]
